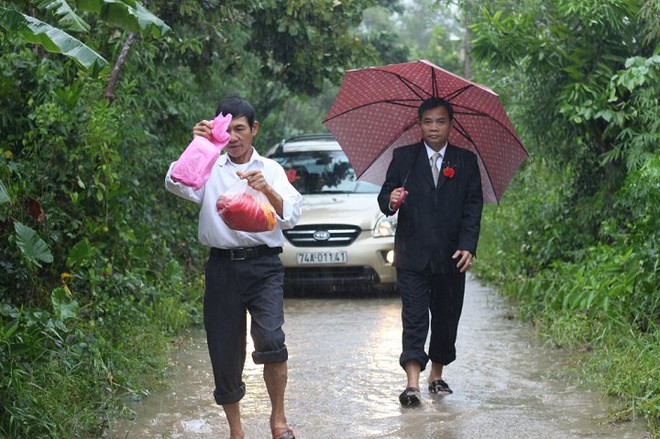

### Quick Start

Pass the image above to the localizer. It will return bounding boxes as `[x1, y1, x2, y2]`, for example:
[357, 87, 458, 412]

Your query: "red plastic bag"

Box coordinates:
[216, 181, 277, 232]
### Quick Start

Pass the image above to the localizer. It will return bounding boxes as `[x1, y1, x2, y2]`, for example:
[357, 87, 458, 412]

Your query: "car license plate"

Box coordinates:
[296, 251, 347, 264]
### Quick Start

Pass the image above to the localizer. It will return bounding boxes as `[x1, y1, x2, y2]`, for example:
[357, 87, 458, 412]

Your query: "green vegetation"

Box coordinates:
[1, 0, 657, 436]
[0, 0, 401, 436]
[468, 0, 659, 434]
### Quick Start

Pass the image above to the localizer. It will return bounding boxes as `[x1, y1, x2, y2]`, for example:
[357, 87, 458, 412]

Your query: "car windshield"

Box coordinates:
[271, 150, 381, 195]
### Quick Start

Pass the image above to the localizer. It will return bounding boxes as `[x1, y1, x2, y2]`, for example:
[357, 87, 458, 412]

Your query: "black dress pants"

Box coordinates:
[204, 252, 287, 405]
[397, 266, 466, 371]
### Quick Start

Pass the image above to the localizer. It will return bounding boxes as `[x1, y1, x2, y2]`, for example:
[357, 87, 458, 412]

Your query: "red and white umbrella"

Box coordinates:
[323, 60, 529, 203]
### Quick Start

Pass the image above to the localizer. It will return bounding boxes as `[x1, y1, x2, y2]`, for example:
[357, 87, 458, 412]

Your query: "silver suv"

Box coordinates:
[267, 134, 397, 294]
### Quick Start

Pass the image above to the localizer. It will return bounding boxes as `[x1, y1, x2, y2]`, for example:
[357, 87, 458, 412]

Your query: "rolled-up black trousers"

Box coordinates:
[397, 267, 466, 371]
[204, 251, 288, 405]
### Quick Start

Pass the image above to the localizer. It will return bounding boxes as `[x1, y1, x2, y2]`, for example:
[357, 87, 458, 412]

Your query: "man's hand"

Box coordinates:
[389, 187, 408, 210]
[452, 250, 473, 273]
[237, 170, 269, 193]
[193, 120, 213, 140]
[237, 170, 283, 218]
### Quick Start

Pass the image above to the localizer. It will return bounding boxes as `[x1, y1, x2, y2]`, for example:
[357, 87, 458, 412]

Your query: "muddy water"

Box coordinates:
[108, 277, 648, 438]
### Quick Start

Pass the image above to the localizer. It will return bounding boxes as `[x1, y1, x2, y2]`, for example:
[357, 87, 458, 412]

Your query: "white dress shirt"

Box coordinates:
[165, 147, 302, 249]
[388, 141, 449, 211]
[424, 141, 447, 166]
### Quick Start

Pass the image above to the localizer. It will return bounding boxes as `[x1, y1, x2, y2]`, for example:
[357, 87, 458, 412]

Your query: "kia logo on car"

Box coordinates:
[313, 230, 331, 241]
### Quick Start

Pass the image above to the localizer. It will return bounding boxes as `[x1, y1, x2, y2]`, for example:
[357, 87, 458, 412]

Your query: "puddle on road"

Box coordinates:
[108, 277, 648, 438]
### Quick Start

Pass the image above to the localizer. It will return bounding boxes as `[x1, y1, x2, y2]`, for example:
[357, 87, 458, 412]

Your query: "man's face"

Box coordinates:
[419, 106, 452, 150]
[225, 115, 259, 163]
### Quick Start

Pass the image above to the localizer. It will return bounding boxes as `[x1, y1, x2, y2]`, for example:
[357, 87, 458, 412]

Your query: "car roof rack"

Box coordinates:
[283, 133, 335, 143]
[267, 133, 338, 157]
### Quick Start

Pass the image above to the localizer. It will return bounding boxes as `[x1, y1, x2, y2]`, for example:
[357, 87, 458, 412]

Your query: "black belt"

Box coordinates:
[210, 245, 282, 261]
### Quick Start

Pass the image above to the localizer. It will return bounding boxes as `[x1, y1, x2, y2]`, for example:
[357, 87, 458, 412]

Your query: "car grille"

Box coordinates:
[283, 224, 361, 247]
[284, 267, 380, 288]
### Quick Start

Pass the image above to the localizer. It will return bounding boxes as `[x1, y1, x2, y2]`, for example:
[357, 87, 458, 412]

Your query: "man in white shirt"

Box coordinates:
[165, 96, 302, 439]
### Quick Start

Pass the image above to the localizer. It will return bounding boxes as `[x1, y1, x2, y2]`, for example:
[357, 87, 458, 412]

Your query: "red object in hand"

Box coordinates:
[216, 192, 277, 232]
[391, 189, 408, 210]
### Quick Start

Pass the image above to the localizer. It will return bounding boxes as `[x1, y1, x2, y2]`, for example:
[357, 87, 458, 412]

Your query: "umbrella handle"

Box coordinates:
[401, 143, 424, 186]
[392, 143, 422, 210]
[391, 189, 408, 210]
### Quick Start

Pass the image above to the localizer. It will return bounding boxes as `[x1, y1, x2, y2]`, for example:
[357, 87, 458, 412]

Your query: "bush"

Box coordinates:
[475, 154, 659, 432]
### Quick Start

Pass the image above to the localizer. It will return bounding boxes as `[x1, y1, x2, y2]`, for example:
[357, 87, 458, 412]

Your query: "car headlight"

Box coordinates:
[373, 214, 397, 238]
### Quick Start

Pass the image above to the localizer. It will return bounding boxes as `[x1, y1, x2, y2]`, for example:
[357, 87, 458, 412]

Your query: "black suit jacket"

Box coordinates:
[378, 142, 483, 274]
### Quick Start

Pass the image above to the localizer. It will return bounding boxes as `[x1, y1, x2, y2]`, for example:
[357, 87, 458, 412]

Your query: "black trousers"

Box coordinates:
[397, 267, 466, 371]
[204, 252, 287, 405]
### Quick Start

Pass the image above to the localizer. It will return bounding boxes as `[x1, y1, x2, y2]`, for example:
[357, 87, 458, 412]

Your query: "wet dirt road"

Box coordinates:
[109, 276, 648, 438]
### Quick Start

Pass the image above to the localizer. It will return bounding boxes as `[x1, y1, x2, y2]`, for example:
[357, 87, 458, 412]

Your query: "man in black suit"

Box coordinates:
[378, 97, 483, 406]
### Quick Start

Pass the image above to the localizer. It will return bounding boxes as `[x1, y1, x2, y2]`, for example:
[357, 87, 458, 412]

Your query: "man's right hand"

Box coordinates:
[193, 120, 213, 140]
[390, 187, 408, 211]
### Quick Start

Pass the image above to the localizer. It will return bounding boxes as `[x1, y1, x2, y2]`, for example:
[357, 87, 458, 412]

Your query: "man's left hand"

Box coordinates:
[452, 250, 473, 273]
[237, 170, 269, 193]
[237, 170, 284, 218]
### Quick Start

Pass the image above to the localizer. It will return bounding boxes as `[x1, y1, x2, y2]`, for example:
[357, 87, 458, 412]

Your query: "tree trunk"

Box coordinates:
[104, 32, 138, 102]
[462, 3, 472, 79]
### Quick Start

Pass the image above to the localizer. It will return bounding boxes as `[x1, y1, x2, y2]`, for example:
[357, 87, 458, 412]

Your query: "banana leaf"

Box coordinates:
[35, 0, 89, 32]
[77, 0, 171, 37]
[0, 7, 108, 70]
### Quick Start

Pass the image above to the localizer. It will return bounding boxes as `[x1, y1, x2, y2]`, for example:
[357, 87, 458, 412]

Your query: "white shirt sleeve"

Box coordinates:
[164, 161, 204, 204]
[267, 161, 303, 230]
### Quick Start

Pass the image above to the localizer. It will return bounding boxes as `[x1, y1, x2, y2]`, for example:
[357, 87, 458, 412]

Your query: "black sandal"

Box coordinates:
[428, 379, 453, 395]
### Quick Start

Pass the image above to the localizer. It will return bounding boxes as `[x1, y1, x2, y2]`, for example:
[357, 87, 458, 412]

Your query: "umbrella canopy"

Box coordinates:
[323, 59, 529, 203]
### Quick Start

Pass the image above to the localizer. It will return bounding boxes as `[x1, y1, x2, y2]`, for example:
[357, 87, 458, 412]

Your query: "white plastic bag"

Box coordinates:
[216, 180, 277, 232]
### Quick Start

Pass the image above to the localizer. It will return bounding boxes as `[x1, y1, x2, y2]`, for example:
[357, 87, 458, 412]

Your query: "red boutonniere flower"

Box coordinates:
[443, 166, 455, 179]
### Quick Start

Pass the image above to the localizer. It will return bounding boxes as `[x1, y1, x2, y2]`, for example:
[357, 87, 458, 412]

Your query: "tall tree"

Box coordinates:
[469, 0, 657, 186]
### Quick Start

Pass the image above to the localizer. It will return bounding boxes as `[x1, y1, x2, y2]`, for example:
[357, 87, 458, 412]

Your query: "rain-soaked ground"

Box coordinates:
[108, 276, 649, 438]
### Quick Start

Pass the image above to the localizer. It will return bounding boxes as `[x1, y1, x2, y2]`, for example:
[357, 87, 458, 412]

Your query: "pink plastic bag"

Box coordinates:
[170, 113, 232, 190]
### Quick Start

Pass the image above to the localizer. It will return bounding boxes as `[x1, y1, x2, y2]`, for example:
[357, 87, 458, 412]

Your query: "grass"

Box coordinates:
[476, 282, 660, 438]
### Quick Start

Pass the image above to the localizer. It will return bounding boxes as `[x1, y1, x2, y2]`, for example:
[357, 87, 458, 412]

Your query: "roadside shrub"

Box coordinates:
[476, 154, 659, 431]
[0, 264, 203, 437]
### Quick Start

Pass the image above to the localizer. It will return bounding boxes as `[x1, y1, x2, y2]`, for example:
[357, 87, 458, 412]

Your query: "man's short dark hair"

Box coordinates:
[215, 95, 256, 127]
[418, 97, 454, 121]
